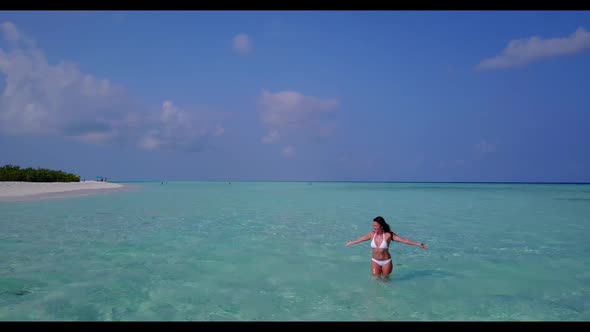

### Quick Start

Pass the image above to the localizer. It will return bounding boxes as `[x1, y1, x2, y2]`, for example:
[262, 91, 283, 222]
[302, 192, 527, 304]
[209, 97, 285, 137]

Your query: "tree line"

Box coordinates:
[0, 165, 80, 182]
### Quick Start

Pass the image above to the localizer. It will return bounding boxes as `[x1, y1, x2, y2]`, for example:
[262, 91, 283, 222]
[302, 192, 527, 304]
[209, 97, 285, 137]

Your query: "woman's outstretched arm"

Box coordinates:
[346, 232, 373, 246]
[392, 234, 427, 249]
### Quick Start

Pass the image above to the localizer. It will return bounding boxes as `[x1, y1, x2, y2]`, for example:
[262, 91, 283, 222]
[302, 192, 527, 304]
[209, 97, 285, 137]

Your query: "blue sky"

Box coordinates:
[0, 11, 589, 182]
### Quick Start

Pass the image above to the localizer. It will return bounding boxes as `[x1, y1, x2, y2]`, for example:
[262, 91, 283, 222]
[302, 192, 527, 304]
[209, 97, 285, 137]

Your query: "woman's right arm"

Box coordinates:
[346, 232, 373, 246]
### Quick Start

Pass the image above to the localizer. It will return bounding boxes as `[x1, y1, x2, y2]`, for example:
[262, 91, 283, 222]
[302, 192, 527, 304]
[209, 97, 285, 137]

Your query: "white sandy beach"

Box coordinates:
[0, 181, 126, 201]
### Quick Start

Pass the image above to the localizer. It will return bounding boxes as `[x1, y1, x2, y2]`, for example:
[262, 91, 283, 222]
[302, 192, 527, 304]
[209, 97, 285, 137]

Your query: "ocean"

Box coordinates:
[1, 182, 589, 321]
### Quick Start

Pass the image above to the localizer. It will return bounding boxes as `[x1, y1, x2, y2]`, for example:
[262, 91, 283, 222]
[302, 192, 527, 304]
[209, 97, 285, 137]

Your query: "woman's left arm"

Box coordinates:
[391, 234, 427, 249]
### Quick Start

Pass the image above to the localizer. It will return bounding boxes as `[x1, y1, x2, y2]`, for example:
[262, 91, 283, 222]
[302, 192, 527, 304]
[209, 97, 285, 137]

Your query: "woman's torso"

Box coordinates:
[370, 231, 391, 260]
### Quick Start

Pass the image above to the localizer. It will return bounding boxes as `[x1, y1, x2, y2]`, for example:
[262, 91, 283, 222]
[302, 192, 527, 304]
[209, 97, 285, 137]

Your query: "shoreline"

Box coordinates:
[0, 181, 131, 202]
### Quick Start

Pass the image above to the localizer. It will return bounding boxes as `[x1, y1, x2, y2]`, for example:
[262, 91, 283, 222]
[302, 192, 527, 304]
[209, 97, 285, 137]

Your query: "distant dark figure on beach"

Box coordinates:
[346, 216, 427, 280]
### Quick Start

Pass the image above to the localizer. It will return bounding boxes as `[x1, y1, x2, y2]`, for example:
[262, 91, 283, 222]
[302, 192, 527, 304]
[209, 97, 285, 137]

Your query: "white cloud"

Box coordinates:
[261, 128, 280, 144]
[137, 101, 218, 151]
[476, 27, 590, 71]
[138, 135, 161, 150]
[282, 145, 295, 159]
[0, 41, 131, 141]
[0, 21, 224, 152]
[258, 89, 338, 146]
[76, 131, 117, 145]
[215, 125, 225, 137]
[233, 33, 252, 55]
[475, 140, 497, 154]
[1, 22, 20, 41]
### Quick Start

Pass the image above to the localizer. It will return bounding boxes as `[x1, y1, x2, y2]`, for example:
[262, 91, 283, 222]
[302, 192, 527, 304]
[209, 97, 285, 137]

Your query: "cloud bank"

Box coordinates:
[476, 27, 590, 71]
[0, 21, 224, 151]
[258, 89, 338, 145]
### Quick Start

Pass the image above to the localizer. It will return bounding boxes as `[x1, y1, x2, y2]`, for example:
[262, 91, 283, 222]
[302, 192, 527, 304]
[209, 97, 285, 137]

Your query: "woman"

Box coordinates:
[346, 216, 427, 280]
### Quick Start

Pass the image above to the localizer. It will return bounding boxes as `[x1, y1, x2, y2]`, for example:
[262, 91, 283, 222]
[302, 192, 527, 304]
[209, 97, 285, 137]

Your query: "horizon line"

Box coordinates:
[110, 180, 590, 185]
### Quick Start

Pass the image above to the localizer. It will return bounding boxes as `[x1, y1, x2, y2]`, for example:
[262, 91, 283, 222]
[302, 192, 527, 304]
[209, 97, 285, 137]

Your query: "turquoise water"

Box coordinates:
[1, 182, 589, 321]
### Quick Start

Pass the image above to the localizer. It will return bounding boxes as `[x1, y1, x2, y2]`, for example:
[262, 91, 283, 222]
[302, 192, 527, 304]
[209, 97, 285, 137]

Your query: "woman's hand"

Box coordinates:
[419, 242, 427, 249]
[346, 241, 354, 246]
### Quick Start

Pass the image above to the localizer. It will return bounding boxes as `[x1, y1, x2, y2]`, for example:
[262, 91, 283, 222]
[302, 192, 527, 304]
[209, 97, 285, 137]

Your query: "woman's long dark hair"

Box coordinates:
[374, 216, 396, 237]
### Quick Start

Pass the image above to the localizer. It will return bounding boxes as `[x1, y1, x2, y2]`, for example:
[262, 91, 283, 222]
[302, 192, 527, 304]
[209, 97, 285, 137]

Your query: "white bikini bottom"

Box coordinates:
[371, 258, 392, 266]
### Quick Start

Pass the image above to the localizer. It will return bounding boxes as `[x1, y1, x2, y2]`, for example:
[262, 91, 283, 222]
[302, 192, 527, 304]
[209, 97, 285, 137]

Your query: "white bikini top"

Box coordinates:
[370, 232, 389, 249]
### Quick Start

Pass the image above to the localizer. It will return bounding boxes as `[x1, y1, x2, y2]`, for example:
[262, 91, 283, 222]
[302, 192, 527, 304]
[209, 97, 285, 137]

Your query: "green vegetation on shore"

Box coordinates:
[0, 165, 80, 182]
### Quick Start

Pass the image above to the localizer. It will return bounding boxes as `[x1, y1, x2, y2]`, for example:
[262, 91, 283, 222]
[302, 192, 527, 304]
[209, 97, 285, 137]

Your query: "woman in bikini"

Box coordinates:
[346, 216, 427, 280]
